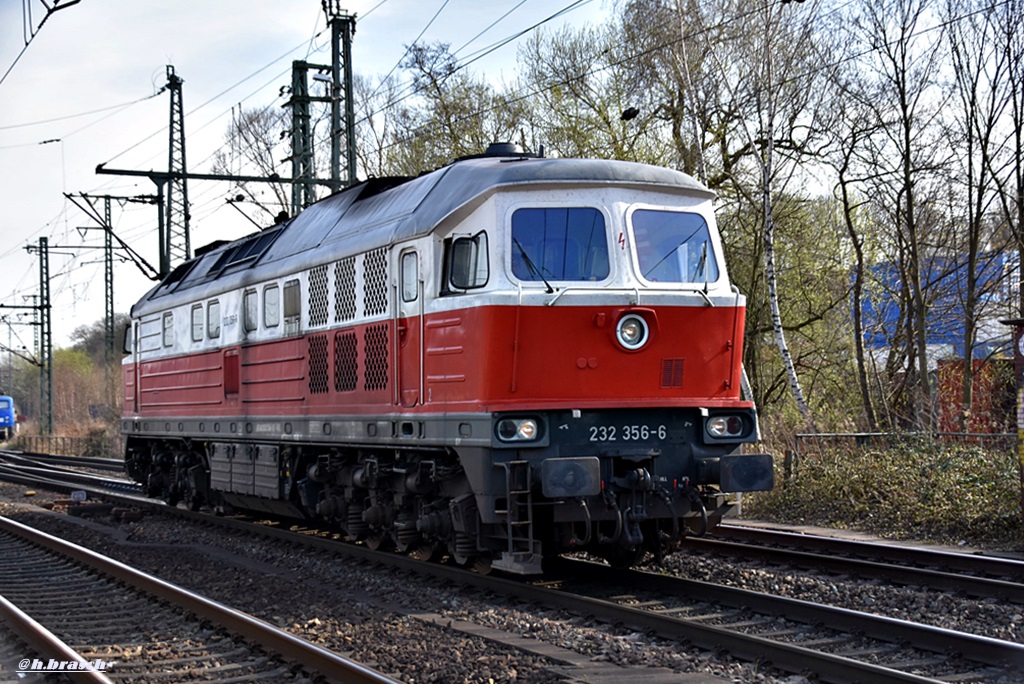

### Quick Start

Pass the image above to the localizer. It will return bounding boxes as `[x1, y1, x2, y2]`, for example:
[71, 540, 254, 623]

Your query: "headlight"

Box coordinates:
[706, 415, 745, 438]
[496, 417, 540, 442]
[616, 314, 649, 350]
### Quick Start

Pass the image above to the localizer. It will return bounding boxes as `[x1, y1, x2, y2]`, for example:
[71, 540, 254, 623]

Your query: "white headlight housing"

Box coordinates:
[707, 415, 745, 438]
[496, 417, 540, 442]
[616, 314, 649, 350]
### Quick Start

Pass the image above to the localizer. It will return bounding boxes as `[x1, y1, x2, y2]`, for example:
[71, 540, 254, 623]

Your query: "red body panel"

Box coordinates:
[124, 303, 749, 419]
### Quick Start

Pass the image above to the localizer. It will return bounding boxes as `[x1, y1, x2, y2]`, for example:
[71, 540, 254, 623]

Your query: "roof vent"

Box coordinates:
[452, 142, 541, 164]
[484, 142, 524, 157]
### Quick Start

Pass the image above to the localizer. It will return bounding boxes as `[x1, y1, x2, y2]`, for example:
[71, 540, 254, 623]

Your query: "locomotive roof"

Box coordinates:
[135, 154, 712, 312]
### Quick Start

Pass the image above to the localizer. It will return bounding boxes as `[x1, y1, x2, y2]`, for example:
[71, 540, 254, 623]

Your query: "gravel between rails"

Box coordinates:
[658, 545, 1024, 645]
[5, 478, 1016, 683]
[0, 483, 781, 683]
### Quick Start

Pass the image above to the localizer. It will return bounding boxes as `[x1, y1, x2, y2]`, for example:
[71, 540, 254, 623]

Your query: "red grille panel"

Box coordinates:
[661, 358, 684, 388]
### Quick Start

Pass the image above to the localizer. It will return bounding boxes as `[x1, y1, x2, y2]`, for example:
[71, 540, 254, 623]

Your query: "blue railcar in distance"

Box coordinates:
[0, 396, 17, 441]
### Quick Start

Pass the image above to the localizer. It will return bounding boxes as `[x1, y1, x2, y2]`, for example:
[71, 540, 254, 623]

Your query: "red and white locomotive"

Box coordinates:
[122, 144, 773, 574]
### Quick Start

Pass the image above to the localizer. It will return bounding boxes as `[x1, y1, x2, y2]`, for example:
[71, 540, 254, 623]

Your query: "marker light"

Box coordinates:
[496, 417, 540, 442]
[707, 415, 745, 438]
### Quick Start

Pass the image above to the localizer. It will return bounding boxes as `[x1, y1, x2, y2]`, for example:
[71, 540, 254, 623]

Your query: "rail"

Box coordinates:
[0, 516, 400, 684]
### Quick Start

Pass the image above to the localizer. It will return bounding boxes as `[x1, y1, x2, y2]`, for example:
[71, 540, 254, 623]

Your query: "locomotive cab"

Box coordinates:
[415, 160, 773, 571]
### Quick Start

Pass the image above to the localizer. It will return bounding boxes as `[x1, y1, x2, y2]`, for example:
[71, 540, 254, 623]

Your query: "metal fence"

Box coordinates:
[14, 434, 122, 458]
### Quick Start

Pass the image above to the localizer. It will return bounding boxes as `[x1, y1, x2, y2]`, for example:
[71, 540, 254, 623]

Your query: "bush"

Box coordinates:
[742, 436, 1024, 549]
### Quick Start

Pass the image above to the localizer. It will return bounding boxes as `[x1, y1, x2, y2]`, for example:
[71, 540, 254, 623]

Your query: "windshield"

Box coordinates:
[632, 209, 719, 284]
[511, 207, 609, 282]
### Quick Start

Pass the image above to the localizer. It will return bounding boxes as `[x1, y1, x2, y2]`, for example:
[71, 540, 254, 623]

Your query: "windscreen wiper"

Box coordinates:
[513, 238, 554, 293]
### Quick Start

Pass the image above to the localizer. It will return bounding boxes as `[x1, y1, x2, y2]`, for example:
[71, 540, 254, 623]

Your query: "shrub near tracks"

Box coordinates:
[743, 438, 1023, 548]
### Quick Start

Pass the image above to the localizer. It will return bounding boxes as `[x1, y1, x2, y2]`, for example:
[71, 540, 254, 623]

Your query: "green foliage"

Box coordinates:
[744, 438, 1024, 548]
[69, 313, 130, 367]
[721, 194, 864, 433]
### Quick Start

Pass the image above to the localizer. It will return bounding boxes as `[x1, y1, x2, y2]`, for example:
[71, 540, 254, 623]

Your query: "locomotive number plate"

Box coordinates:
[588, 424, 668, 442]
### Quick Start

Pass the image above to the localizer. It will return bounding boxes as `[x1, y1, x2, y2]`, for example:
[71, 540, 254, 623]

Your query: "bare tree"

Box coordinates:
[853, 0, 949, 429]
[352, 74, 404, 178]
[825, 84, 883, 430]
[944, 0, 1016, 430]
[986, 0, 1024, 317]
[518, 22, 669, 163]
[211, 107, 291, 223]
[696, 0, 843, 432]
[383, 43, 528, 174]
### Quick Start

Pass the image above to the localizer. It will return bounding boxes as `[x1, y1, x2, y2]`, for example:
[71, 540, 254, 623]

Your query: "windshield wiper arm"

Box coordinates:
[514, 239, 554, 293]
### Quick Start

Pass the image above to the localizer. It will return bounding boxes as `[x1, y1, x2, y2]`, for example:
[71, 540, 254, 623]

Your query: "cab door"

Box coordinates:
[130, 321, 142, 415]
[396, 249, 423, 407]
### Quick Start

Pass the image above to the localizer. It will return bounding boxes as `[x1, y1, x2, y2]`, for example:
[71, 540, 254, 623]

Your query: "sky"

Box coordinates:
[0, 0, 609, 355]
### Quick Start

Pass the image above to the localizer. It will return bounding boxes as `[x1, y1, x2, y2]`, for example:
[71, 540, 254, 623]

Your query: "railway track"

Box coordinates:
[189, 512, 1024, 682]
[0, 450, 139, 499]
[685, 523, 1024, 603]
[0, 515, 397, 683]
[543, 558, 1022, 683]
[2, 452, 1023, 682]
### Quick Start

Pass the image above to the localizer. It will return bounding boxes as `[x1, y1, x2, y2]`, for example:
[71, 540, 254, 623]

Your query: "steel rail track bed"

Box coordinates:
[0, 516, 398, 683]
[3, 456, 1023, 682]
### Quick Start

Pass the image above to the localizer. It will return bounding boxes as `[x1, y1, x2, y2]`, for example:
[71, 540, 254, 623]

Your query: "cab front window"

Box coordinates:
[631, 209, 719, 284]
[511, 207, 609, 282]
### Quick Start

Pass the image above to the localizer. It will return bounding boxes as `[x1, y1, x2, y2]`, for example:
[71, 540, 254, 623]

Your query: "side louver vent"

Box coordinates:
[661, 358, 684, 388]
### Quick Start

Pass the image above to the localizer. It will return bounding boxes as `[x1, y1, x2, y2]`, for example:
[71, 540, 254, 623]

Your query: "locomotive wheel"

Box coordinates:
[408, 541, 444, 562]
[603, 545, 645, 569]
[470, 555, 492, 575]
[365, 531, 393, 551]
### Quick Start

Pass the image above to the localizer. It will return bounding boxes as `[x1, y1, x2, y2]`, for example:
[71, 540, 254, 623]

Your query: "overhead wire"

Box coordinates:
[355, 0, 595, 139]
[0, 93, 163, 131]
[1, 0, 82, 89]
[370, 0, 995, 155]
[452, 0, 532, 57]
[361, 0, 392, 20]
[368, 0, 453, 100]
[102, 27, 330, 167]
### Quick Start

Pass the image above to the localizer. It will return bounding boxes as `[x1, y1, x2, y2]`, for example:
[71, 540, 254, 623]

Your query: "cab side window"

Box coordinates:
[208, 300, 221, 338]
[264, 284, 280, 328]
[191, 305, 203, 342]
[162, 312, 174, 348]
[401, 251, 418, 302]
[284, 279, 301, 334]
[243, 290, 258, 333]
